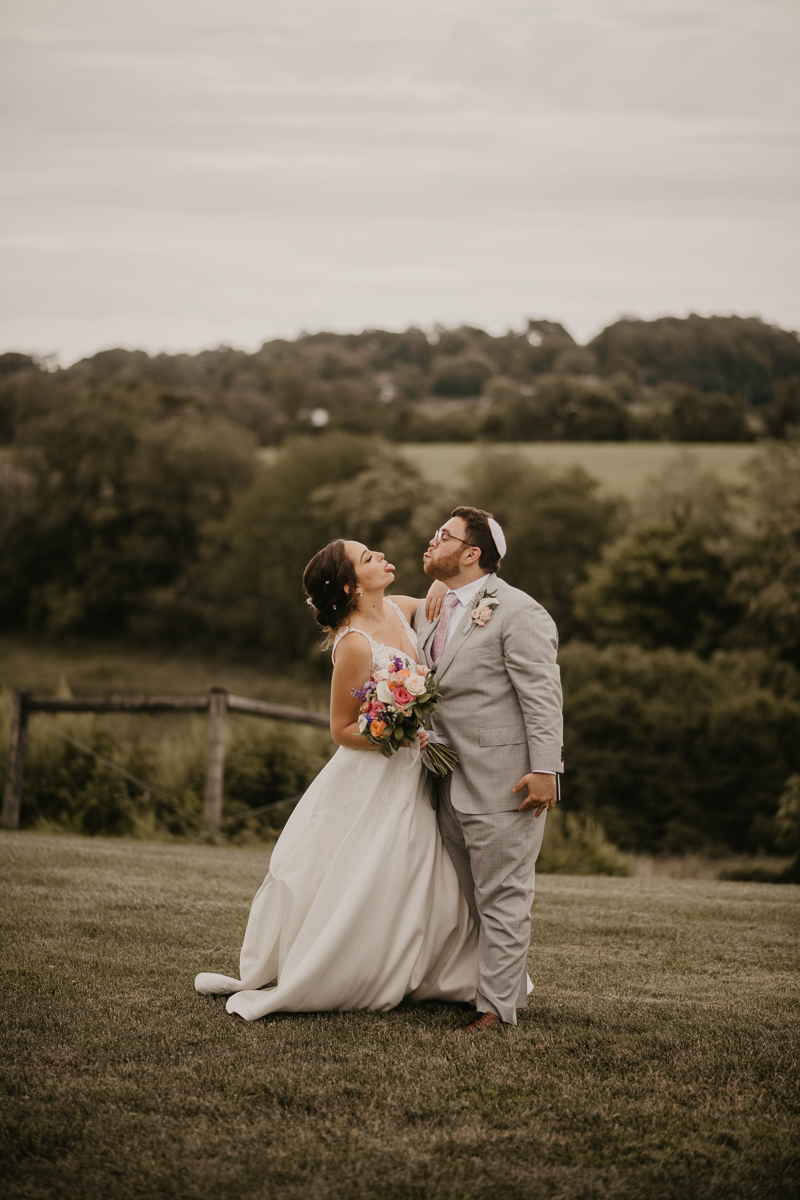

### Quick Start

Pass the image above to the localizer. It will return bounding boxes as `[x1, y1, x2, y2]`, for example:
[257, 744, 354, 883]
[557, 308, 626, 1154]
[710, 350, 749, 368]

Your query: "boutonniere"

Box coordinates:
[470, 588, 499, 627]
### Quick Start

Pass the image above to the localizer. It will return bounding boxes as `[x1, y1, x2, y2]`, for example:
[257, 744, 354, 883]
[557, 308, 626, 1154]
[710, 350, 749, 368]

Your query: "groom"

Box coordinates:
[416, 506, 563, 1031]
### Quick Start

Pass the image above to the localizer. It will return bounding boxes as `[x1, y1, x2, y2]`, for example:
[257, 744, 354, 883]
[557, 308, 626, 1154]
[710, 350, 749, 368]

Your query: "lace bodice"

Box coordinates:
[332, 599, 420, 673]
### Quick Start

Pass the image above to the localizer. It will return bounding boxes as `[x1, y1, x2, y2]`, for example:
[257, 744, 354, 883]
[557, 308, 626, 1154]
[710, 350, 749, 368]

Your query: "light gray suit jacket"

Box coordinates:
[416, 575, 564, 814]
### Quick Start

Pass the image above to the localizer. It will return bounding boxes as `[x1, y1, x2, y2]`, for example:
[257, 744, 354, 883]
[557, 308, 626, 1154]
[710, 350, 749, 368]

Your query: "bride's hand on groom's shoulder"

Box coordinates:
[424, 580, 448, 622]
[513, 772, 557, 817]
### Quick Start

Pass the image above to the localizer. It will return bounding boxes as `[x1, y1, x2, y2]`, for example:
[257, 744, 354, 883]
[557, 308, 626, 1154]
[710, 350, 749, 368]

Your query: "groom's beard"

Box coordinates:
[423, 548, 462, 582]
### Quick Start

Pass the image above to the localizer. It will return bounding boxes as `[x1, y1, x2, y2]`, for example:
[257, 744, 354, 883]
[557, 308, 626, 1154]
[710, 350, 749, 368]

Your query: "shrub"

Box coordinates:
[537, 806, 634, 876]
[0, 691, 334, 841]
[560, 642, 800, 854]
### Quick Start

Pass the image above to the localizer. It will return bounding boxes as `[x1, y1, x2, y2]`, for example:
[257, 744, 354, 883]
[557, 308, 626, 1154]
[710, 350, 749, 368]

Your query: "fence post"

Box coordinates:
[2, 689, 30, 830]
[203, 687, 228, 841]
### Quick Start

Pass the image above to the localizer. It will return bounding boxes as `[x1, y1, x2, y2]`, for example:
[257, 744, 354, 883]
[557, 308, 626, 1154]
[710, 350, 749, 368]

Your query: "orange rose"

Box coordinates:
[370, 719, 386, 738]
[395, 669, 410, 681]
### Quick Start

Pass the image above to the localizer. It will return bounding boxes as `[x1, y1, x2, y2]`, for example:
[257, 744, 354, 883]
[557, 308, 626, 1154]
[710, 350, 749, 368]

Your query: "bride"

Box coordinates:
[194, 538, 479, 1019]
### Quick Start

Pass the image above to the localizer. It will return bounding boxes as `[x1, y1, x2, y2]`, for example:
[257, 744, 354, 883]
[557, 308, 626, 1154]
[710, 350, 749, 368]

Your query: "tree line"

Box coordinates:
[1, 356, 799, 860]
[2, 314, 800, 449]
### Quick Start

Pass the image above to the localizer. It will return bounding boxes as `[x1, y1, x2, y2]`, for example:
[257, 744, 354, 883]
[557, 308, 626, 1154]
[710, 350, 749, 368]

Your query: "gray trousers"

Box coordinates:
[436, 786, 547, 1025]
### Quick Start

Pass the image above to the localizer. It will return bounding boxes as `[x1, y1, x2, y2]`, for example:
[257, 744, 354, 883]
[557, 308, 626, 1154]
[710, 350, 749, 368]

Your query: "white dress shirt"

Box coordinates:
[439, 575, 554, 777]
[441, 575, 491, 647]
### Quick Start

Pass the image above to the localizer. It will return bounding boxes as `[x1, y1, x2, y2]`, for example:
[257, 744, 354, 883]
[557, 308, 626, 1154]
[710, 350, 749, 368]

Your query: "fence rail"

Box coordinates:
[1, 687, 330, 840]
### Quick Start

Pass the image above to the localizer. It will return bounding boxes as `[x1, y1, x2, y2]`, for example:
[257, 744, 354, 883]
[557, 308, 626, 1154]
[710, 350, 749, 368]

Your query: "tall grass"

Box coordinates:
[0, 688, 335, 842]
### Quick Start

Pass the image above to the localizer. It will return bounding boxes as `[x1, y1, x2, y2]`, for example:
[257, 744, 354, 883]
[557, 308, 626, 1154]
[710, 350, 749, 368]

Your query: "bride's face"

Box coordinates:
[345, 542, 396, 592]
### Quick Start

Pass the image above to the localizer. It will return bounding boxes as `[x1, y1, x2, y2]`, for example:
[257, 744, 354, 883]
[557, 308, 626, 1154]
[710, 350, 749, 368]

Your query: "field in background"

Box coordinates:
[396, 442, 757, 498]
[0, 636, 330, 710]
[11, 441, 759, 503]
[1, 833, 796, 1200]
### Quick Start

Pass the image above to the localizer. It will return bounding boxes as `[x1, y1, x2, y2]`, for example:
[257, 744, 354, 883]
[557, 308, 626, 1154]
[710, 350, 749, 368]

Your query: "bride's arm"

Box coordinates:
[392, 580, 447, 627]
[330, 632, 377, 751]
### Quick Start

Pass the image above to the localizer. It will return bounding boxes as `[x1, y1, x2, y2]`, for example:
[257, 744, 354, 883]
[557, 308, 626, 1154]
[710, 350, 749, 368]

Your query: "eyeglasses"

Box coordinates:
[431, 528, 475, 548]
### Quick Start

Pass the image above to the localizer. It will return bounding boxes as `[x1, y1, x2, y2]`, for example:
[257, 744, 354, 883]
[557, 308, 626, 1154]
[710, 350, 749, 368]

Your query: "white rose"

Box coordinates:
[374, 669, 390, 682]
[376, 680, 394, 705]
[405, 674, 426, 696]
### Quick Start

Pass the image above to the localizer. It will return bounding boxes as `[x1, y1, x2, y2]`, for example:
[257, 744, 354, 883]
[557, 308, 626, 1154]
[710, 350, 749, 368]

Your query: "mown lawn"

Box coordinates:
[1, 833, 797, 1200]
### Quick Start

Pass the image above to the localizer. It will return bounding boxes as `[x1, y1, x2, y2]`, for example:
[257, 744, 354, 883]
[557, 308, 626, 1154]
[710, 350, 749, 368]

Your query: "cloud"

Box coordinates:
[1, 0, 798, 360]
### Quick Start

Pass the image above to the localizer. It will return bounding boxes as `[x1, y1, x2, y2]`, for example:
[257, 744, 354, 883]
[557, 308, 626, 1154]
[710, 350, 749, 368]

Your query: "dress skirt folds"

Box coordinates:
[195, 744, 479, 1019]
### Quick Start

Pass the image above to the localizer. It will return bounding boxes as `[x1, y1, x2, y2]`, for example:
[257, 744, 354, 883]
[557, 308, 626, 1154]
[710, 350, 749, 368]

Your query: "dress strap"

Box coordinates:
[331, 625, 373, 663]
[387, 599, 418, 654]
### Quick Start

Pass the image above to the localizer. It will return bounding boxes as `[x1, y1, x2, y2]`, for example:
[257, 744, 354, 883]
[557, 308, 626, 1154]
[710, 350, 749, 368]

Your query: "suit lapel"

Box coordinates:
[433, 574, 498, 682]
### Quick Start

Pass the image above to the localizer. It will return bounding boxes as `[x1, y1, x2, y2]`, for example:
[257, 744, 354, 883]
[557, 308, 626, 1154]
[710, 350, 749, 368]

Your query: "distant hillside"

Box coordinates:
[2, 314, 799, 446]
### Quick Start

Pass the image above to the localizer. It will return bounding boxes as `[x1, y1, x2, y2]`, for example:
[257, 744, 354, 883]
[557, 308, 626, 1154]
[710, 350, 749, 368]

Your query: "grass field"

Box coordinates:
[0, 635, 330, 709]
[396, 443, 757, 499]
[1, 833, 797, 1200]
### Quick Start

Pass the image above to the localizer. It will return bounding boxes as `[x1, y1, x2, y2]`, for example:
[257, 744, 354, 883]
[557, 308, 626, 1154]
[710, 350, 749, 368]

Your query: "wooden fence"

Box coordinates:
[1, 687, 330, 840]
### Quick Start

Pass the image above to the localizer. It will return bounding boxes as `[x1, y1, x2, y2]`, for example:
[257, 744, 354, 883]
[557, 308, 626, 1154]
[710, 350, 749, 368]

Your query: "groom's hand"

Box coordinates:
[513, 772, 557, 816]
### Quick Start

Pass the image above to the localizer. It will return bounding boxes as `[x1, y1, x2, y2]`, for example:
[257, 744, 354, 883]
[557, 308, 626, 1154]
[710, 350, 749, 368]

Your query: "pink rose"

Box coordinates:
[393, 686, 413, 707]
[369, 701, 386, 716]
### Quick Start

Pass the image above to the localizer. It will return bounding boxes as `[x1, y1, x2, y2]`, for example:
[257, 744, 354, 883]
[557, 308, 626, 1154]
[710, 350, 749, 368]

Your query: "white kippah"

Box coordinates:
[488, 517, 506, 558]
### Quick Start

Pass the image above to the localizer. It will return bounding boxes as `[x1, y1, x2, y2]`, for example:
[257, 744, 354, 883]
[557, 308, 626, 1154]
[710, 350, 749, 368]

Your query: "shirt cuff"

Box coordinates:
[531, 770, 556, 775]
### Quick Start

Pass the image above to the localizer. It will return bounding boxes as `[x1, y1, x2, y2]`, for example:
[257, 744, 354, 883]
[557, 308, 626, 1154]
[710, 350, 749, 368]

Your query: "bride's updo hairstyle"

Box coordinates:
[303, 539, 359, 642]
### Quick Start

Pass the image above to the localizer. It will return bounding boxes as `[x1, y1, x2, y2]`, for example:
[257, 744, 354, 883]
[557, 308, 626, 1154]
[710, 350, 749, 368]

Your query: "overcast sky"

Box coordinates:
[2, 0, 798, 363]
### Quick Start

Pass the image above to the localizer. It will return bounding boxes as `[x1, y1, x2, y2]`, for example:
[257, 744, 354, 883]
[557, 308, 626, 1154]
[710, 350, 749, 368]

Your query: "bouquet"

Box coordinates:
[352, 657, 458, 777]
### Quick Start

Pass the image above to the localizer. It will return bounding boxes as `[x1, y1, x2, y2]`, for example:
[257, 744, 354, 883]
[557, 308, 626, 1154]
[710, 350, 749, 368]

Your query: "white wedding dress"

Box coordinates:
[195, 601, 479, 1020]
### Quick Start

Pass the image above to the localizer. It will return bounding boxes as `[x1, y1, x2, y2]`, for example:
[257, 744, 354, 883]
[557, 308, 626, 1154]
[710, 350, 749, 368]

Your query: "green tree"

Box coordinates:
[591, 315, 800, 405]
[764, 375, 800, 438]
[467, 451, 626, 637]
[574, 525, 740, 655]
[431, 354, 495, 398]
[175, 433, 447, 664]
[0, 383, 255, 634]
[575, 455, 743, 654]
[732, 441, 800, 667]
[482, 377, 632, 441]
[666, 385, 752, 442]
[560, 642, 800, 854]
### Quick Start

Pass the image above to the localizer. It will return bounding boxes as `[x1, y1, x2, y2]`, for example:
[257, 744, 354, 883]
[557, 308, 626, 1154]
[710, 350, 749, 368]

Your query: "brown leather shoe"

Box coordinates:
[462, 1011, 508, 1032]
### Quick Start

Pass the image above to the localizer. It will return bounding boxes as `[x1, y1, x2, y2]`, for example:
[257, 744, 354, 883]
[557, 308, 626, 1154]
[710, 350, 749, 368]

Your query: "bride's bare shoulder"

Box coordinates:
[388, 595, 421, 622]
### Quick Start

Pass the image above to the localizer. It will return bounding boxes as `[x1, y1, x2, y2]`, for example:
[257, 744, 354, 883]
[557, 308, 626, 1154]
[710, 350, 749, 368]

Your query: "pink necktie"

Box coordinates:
[431, 591, 460, 662]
